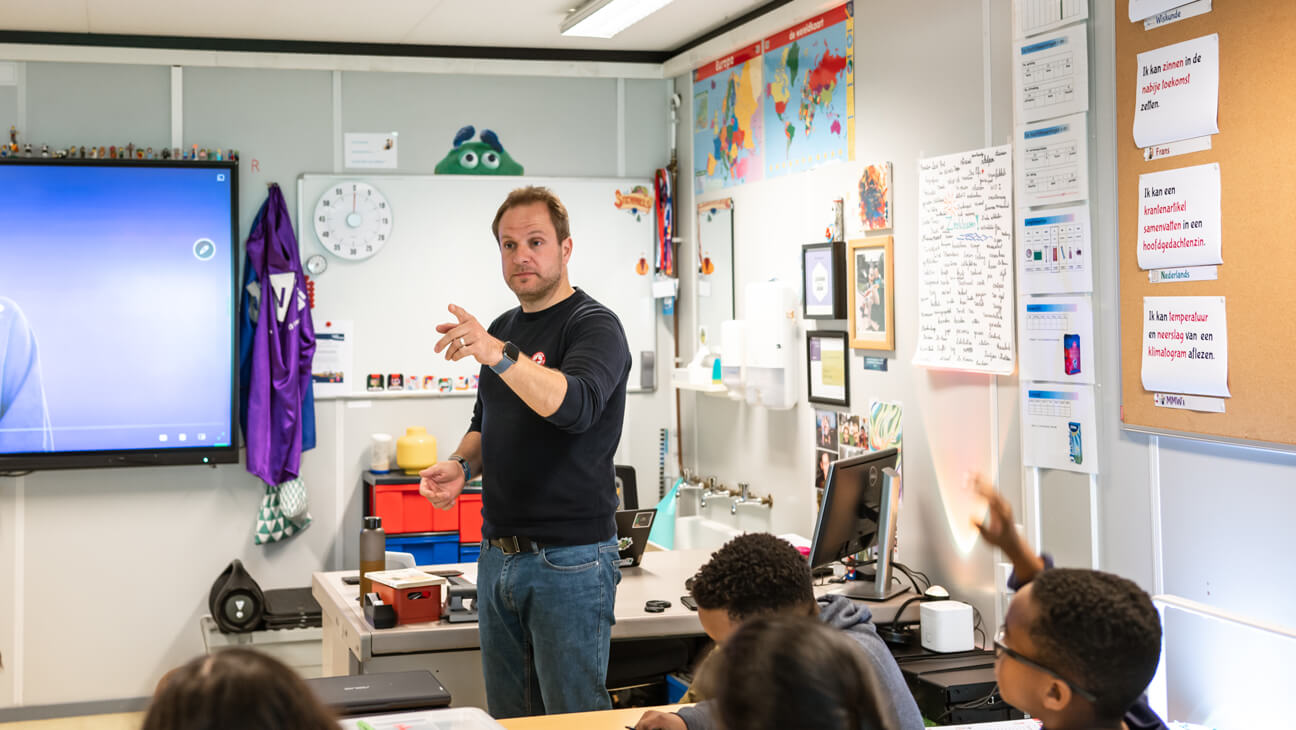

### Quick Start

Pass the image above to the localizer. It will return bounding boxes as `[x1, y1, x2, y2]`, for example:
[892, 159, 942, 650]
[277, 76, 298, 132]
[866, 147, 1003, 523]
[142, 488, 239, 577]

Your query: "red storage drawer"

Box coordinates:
[459, 493, 484, 543]
[372, 482, 458, 534]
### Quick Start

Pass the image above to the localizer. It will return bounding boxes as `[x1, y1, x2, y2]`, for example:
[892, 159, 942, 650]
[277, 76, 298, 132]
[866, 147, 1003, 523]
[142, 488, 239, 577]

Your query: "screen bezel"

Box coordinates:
[0, 157, 240, 472]
[808, 447, 900, 569]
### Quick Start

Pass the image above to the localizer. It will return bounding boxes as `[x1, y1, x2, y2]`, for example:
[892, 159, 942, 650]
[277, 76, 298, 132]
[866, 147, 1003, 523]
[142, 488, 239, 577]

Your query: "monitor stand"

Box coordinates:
[839, 466, 907, 602]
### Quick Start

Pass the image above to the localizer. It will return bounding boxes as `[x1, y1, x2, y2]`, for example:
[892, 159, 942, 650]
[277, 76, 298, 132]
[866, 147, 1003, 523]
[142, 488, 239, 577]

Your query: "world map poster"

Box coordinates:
[693, 41, 765, 195]
[762, 3, 855, 179]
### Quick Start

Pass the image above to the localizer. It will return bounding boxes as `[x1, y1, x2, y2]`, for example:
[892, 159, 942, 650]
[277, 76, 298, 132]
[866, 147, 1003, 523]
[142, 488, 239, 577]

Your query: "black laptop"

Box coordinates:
[306, 670, 451, 716]
[614, 508, 657, 568]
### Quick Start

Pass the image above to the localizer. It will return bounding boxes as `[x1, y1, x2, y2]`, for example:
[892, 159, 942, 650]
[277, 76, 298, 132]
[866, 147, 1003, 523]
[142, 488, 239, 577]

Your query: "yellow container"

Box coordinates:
[396, 426, 437, 475]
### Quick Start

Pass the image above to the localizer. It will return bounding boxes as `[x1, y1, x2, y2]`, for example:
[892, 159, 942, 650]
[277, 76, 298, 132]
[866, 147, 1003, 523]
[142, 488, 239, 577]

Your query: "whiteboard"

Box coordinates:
[297, 174, 657, 394]
[914, 145, 1017, 374]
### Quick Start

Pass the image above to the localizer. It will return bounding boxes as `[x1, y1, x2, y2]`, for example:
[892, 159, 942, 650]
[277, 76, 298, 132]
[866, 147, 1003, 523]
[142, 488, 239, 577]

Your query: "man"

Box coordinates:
[971, 474, 1167, 730]
[635, 533, 925, 730]
[0, 296, 54, 452]
[418, 186, 631, 718]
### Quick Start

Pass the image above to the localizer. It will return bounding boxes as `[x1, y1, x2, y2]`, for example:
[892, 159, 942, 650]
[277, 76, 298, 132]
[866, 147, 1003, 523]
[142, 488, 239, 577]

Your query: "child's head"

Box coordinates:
[689, 533, 817, 643]
[142, 648, 337, 730]
[995, 568, 1162, 728]
[711, 615, 900, 730]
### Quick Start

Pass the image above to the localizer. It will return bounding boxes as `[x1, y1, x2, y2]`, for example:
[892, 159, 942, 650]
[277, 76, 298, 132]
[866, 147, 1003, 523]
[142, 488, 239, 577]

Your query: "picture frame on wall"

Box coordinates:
[801, 241, 847, 319]
[807, 330, 850, 406]
[848, 237, 895, 351]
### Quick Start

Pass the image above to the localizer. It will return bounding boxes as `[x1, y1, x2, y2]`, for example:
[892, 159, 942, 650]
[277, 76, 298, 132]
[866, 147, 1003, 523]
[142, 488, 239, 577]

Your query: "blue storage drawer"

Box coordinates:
[386, 532, 459, 565]
[459, 544, 481, 563]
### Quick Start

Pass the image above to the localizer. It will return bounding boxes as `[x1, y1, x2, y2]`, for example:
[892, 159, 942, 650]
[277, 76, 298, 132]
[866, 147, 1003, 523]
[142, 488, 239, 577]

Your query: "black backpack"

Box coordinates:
[208, 559, 266, 633]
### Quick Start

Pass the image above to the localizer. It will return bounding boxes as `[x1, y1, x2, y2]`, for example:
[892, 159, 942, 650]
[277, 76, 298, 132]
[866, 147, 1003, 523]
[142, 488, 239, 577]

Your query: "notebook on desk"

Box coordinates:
[614, 508, 657, 568]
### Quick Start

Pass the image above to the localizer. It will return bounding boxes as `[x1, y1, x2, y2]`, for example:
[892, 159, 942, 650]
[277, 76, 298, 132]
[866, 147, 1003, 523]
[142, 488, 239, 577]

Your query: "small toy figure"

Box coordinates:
[161, 147, 170, 159]
[198, 148, 208, 160]
[53, 148, 66, 159]
[434, 125, 524, 175]
[146, 146, 154, 159]
[109, 145, 116, 158]
[215, 148, 223, 161]
[229, 149, 239, 162]
[40, 144, 48, 157]
[173, 147, 181, 160]
[79, 146, 86, 158]
[126, 143, 135, 158]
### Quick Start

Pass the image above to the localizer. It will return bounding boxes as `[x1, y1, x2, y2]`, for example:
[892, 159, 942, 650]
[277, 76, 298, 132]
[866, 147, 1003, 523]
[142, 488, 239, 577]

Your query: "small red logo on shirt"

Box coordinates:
[532, 352, 546, 365]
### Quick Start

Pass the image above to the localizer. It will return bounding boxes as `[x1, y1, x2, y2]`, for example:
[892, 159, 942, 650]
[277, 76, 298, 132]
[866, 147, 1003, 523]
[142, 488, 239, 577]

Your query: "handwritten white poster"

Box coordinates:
[1136, 163, 1222, 270]
[1133, 34, 1220, 148]
[1017, 203, 1092, 295]
[1016, 113, 1088, 208]
[915, 145, 1015, 375]
[1141, 296, 1229, 397]
[1020, 296, 1095, 384]
[1021, 383, 1098, 474]
[1014, 24, 1089, 124]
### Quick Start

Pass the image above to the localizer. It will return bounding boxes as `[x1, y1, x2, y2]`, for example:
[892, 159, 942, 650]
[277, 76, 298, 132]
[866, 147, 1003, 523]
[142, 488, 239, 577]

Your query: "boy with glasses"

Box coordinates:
[972, 474, 1168, 730]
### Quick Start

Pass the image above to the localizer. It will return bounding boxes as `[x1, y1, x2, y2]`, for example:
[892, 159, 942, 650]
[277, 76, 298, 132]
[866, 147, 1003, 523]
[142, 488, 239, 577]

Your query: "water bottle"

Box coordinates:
[359, 516, 386, 596]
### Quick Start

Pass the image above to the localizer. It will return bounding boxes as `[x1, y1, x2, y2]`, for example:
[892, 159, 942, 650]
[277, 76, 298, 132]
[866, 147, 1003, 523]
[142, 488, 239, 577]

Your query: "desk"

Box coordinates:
[312, 549, 923, 709]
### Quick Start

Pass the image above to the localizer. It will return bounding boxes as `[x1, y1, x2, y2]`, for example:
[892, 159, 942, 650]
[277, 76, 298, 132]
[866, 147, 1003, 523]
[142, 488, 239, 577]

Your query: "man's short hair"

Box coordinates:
[689, 533, 814, 621]
[1029, 568, 1162, 722]
[491, 186, 571, 243]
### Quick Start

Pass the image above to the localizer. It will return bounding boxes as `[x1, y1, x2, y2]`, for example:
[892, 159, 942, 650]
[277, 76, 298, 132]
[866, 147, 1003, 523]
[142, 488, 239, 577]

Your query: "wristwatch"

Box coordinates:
[491, 341, 520, 375]
[448, 454, 471, 482]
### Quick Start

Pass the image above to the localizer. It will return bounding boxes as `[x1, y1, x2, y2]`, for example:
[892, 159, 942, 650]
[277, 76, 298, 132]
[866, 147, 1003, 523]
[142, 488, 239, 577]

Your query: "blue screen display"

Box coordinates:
[0, 163, 235, 457]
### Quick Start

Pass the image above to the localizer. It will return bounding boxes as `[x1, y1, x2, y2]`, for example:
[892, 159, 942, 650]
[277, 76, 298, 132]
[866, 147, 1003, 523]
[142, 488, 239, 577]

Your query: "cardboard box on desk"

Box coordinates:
[367, 569, 447, 625]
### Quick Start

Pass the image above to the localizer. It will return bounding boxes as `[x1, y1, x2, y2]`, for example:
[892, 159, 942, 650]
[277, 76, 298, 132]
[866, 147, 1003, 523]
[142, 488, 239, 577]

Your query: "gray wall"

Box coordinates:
[675, 0, 1020, 631]
[0, 58, 670, 705]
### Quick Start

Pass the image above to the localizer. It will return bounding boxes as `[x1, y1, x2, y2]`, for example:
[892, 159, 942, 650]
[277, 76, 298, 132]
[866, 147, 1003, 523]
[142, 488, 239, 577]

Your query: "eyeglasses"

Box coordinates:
[994, 626, 1098, 704]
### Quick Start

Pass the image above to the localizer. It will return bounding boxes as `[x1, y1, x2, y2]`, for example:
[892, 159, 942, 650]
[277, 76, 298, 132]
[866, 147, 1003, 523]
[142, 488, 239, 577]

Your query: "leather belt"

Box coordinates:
[489, 536, 543, 554]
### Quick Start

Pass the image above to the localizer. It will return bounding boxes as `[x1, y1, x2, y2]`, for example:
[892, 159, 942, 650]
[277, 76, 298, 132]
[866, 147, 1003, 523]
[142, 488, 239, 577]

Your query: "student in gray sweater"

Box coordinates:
[633, 533, 924, 730]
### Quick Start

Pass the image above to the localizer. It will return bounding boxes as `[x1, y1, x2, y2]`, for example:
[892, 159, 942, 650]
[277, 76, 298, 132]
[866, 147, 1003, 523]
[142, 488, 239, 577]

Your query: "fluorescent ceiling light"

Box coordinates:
[560, 0, 676, 39]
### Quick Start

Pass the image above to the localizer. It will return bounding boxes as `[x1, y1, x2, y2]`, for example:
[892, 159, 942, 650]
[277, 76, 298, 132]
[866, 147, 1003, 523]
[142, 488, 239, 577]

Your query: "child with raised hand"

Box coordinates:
[970, 474, 1169, 730]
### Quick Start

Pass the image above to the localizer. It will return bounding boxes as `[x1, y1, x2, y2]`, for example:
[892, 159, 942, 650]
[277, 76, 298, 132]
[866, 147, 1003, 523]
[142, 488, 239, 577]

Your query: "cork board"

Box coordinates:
[1118, 1, 1296, 448]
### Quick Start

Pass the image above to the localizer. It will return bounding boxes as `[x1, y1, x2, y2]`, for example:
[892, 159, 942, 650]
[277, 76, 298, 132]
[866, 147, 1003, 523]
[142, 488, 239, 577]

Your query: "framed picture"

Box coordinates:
[848, 237, 895, 351]
[801, 241, 847, 319]
[807, 330, 849, 406]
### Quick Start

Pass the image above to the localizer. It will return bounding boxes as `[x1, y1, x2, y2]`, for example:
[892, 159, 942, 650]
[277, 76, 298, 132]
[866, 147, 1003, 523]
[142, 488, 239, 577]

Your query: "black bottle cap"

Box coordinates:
[363, 516, 382, 530]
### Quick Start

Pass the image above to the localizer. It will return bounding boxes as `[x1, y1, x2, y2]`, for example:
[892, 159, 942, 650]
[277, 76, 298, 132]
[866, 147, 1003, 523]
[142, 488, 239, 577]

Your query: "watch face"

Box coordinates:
[305, 254, 328, 275]
[313, 181, 393, 261]
[504, 342, 520, 361]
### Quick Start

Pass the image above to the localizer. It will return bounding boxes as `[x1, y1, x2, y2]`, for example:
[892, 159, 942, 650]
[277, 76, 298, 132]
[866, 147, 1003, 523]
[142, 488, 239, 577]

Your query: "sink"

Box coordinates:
[673, 515, 743, 551]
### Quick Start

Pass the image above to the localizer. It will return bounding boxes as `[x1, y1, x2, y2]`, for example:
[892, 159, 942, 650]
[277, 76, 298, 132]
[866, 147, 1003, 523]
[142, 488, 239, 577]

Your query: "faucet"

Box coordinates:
[732, 482, 774, 513]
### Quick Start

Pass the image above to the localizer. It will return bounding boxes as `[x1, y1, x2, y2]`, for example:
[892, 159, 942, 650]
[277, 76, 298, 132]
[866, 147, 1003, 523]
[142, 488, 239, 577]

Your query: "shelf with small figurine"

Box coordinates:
[0, 126, 239, 162]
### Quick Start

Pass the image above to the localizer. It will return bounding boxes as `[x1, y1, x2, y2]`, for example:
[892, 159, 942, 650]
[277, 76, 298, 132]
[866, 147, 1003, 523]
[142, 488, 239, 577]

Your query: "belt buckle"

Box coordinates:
[501, 536, 521, 554]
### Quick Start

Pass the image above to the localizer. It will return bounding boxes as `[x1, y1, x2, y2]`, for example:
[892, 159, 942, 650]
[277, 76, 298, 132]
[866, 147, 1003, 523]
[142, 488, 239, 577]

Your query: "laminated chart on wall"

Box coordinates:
[1141, 296, 1229, 398]
[1015, 113, 1088, 208]
[1021, 383, 1098, 474]
[1016, 203, 1092, 294]
[1130, 0, 1208, 23]
[1136, 162, 1222, 271]
[762, 3, 854, 179]
[1019, 296, 1095, 384]
[693, 42, 765, 195]
[1133, 34, 1219, 149]
[1013, 23, 1089, 124]
[915, 145, 1016, 375]
[1014, 0, 1088, 38]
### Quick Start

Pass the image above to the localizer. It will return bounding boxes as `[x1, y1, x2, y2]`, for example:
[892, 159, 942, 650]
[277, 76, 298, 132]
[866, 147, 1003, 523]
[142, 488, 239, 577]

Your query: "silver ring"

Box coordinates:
[459, 337, 466, 348]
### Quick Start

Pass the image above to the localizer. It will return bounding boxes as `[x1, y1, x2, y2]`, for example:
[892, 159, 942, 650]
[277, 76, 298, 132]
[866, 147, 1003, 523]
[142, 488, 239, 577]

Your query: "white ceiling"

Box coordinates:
[0, 0, 775, 54]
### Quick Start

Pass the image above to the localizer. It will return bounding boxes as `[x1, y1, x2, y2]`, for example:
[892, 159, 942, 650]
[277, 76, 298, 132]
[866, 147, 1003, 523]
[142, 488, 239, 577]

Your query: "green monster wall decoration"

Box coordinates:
[434, 125, 524, 175]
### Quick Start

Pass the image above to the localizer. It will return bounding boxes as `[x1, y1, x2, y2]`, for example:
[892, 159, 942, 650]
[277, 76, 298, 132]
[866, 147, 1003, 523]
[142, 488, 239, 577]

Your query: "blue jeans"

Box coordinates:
[476, 536, 621, 718]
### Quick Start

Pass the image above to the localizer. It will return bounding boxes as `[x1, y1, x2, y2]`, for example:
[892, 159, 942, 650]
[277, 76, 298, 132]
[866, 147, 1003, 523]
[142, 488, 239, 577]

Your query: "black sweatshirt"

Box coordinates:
[468, 288, 631, 546]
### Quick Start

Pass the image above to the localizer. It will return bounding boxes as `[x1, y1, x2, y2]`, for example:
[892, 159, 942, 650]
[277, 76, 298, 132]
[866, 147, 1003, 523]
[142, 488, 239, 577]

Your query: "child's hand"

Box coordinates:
[969, 472, 1017, 551]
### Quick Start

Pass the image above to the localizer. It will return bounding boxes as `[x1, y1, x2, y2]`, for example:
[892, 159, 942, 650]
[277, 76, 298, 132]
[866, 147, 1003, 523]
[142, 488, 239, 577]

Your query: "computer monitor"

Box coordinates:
[808, 447, 906, 601]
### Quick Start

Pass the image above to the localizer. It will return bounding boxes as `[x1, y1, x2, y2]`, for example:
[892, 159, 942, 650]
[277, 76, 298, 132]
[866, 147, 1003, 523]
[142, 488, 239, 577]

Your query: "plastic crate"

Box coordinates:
[386, 532, 460, 565]
[372, 481, 459, 535]
[459, 493, 484, 543]
[459, 544, 481, 563]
